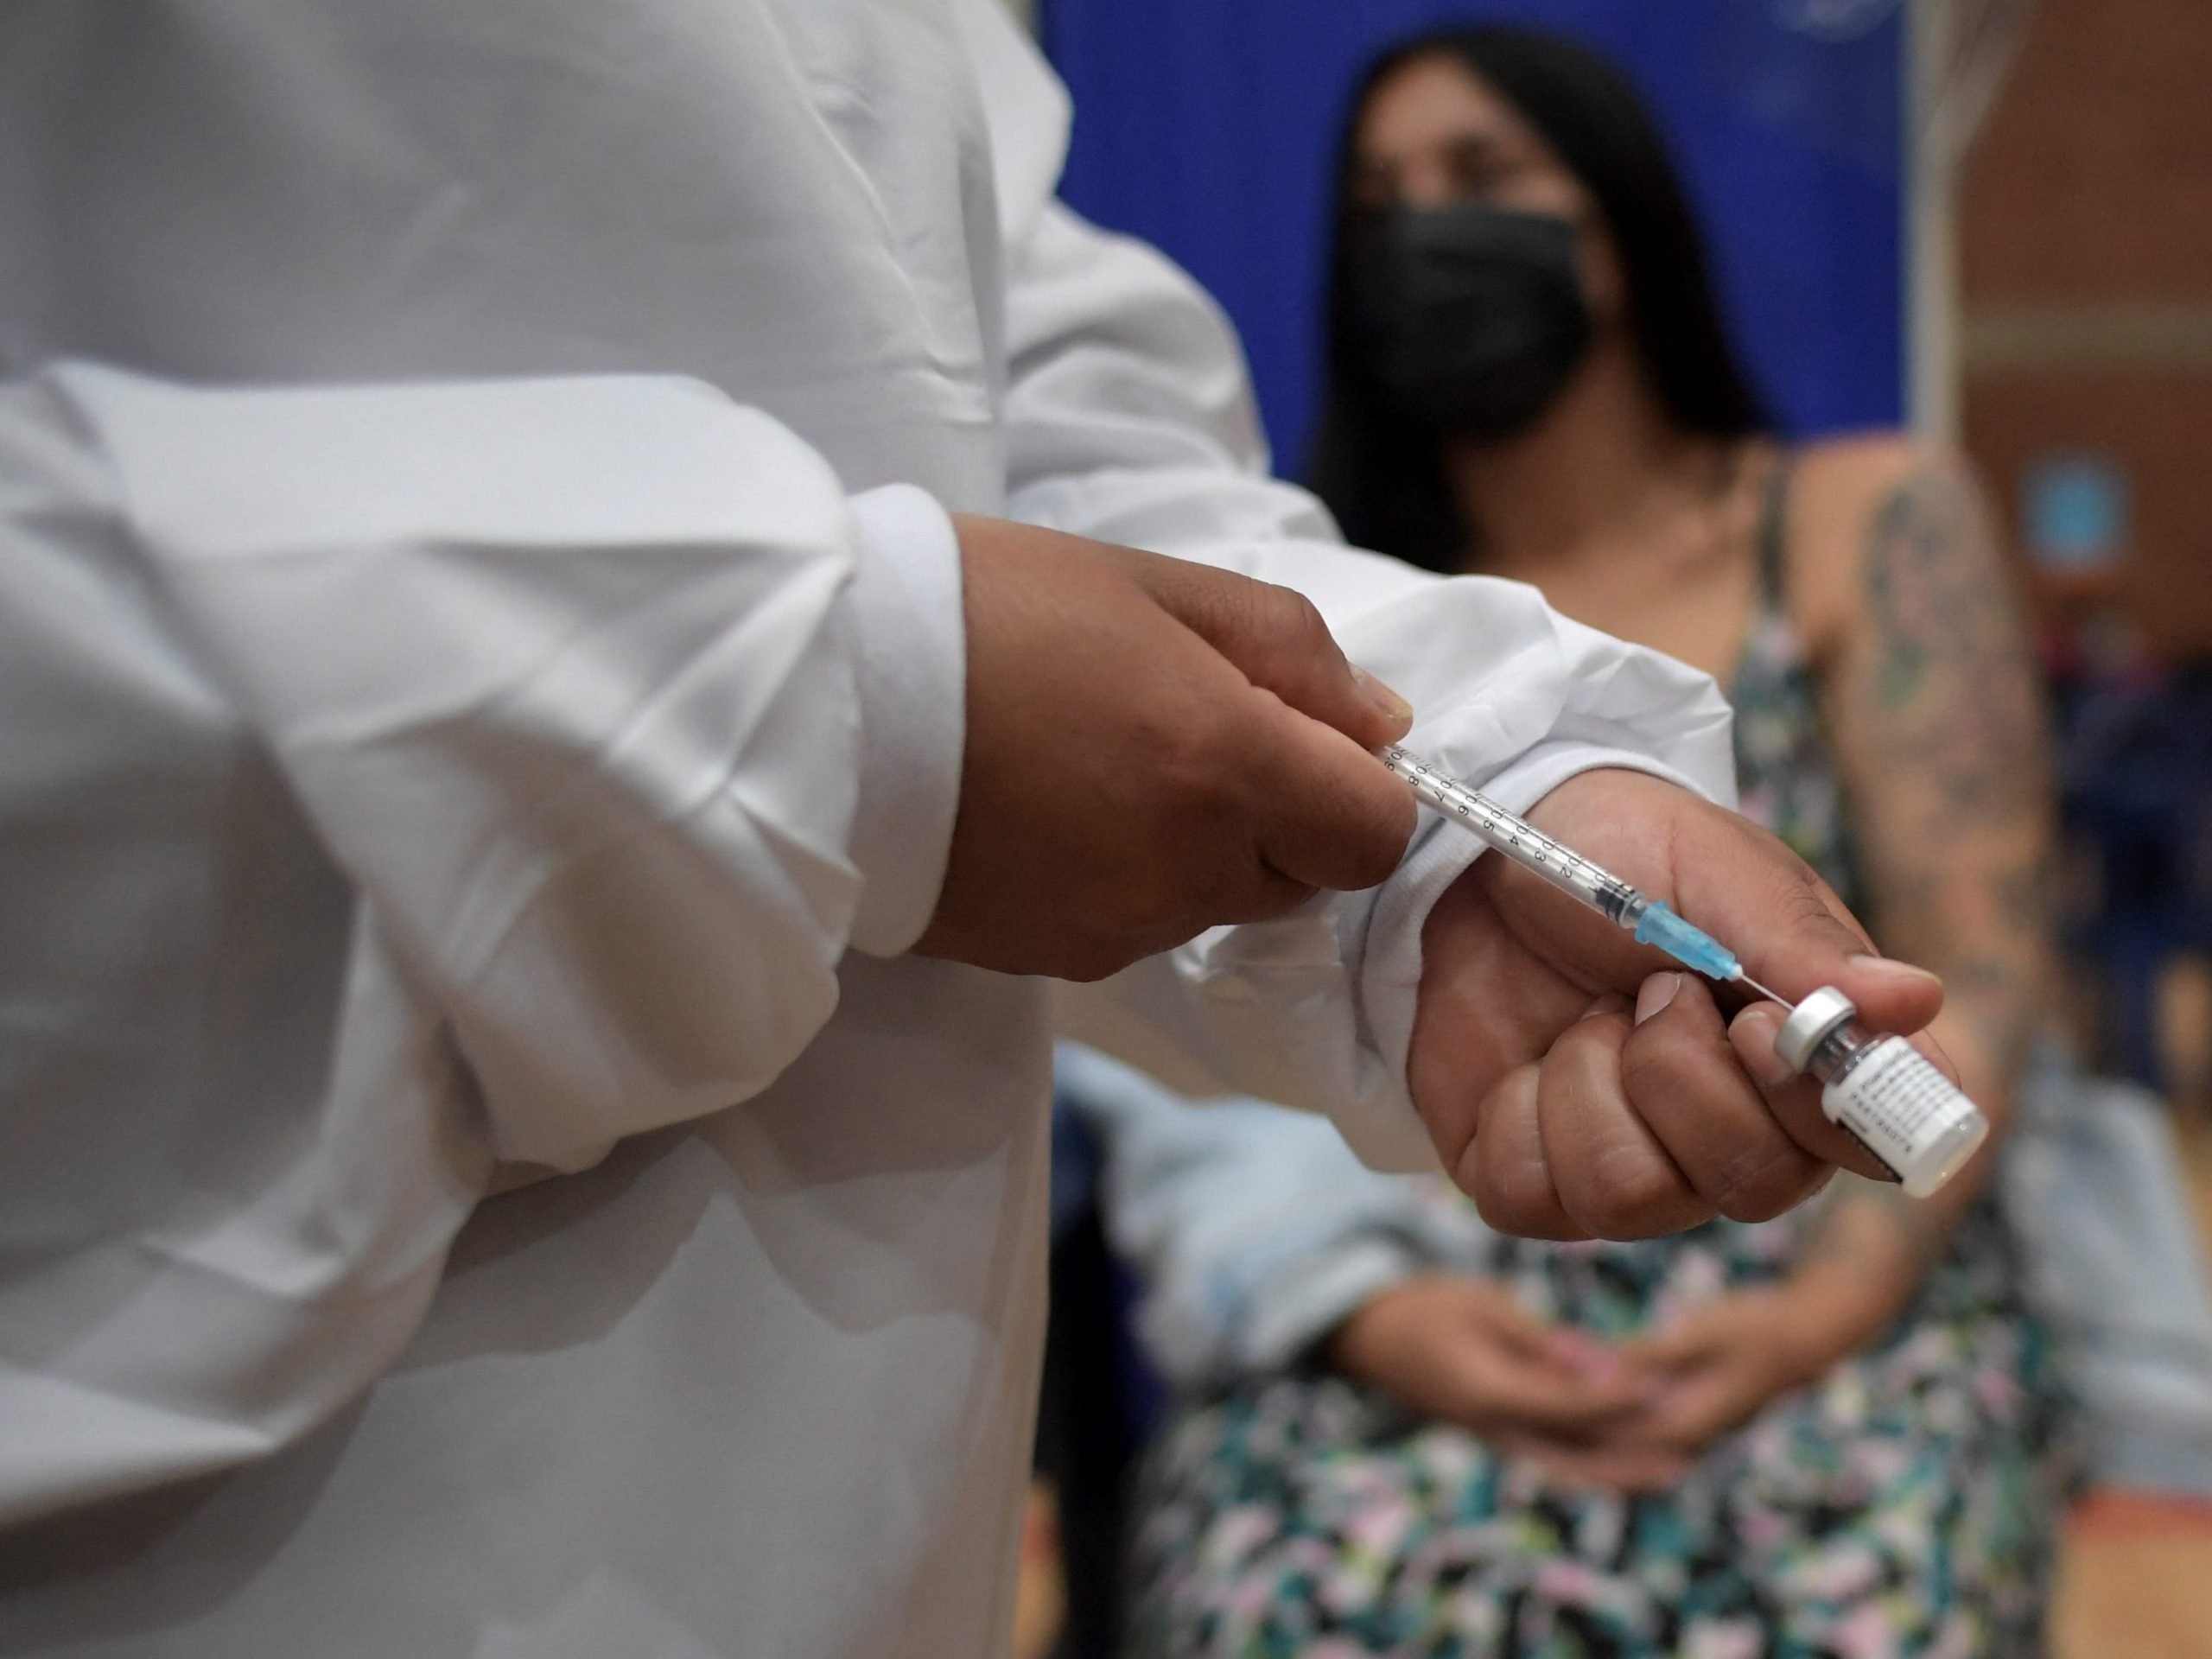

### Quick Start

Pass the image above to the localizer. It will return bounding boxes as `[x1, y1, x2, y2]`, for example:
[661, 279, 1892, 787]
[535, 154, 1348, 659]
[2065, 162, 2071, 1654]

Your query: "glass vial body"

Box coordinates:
[1772, 988, 1989, 1198]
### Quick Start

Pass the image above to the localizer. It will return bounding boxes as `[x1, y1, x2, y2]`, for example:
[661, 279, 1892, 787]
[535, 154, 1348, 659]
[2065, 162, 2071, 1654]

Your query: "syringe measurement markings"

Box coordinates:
[1409, 758, 1600, 880]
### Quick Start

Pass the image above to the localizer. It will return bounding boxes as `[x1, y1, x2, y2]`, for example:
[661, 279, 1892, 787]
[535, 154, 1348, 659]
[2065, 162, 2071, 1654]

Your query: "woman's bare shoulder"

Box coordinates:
[1784, 431, 1986, 650]
[1795, 429, 1967, 516]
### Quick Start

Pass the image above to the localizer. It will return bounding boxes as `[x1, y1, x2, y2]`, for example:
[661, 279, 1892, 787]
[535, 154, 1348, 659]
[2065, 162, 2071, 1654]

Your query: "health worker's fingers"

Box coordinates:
[1535, 992, 1713, 1240]
[1510, 772, 1945, 1041]
[1726, 1001, 1960, 1180]
[1240, 704, 1417, 894]
[1084, 864, 1321, 973]
[1135, 552, 1414, 751]
[1664, 813, 1946, 1035]
[1464, 1058, 1587, 1242]
[1644, 808, 1949, 1175]
[1618, 974, 1834, 1221]
[1732, 984, 1964, 1094]
[918, 516, 1431, 983]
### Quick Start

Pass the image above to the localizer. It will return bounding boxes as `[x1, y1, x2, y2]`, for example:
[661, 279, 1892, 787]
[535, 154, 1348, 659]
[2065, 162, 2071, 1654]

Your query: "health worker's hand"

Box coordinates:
[1326, 1275, 1692, 1493]
[915, 517, 1418, 980]
[1411, 767, 1952, 1239]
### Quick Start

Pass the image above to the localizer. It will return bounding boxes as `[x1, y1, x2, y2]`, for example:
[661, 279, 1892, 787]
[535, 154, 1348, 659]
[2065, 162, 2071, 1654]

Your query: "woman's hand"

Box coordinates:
[1325, 1275, 1692, 1491]
[1607, 1268, 1904, 1465]
[1331, 1268, 1910, 1493]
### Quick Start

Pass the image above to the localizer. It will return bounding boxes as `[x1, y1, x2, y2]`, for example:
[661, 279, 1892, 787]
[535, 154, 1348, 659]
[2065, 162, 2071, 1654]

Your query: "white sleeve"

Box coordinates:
[1058, 1045, 1491, 1390]
[1004, 204, 1736, 1171]
[29, 363, 964, 1172]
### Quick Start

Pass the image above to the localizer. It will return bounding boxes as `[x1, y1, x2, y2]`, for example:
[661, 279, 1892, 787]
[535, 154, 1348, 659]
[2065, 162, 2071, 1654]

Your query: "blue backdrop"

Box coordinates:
[1042, 0, 1904, 474]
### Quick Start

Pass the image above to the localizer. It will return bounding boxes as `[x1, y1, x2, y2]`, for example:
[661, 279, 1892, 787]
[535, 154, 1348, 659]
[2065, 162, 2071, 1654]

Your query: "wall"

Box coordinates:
[1043, 0, 1904, 471]
[1958, 0, 2212, 657]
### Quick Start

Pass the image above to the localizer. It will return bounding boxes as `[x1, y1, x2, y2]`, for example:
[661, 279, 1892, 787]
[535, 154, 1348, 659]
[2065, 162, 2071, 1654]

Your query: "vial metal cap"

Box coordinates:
[1773, 986, 1857, 1073]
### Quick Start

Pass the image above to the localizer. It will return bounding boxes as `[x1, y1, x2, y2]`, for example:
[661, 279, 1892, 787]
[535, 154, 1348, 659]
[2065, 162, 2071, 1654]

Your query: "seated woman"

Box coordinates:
[1108, 25, 2075, 1656]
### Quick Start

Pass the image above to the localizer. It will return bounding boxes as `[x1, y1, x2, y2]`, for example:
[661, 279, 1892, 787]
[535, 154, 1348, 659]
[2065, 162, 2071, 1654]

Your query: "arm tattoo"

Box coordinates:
[1861, 468, 2045, 811]
[1843, 461, 2056, 1088]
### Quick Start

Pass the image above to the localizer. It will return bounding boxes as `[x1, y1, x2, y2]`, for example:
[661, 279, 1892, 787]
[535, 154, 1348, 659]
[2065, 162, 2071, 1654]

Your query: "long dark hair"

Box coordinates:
[1307, 25, 1772, 571]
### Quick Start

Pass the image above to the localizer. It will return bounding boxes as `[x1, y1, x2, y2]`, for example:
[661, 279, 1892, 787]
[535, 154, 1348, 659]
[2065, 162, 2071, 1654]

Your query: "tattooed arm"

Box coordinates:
[1790, 442, 2057, 1338]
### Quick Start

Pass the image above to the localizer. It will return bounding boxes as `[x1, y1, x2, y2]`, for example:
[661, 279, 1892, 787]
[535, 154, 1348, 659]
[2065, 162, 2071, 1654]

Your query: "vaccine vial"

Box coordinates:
[1771, 987, 1989, 1198]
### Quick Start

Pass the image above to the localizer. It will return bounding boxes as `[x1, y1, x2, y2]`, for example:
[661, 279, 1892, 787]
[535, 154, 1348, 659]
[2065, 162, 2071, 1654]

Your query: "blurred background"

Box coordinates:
[1004, 2, 2212, 1656]
[1024, 0, 2212, 1121]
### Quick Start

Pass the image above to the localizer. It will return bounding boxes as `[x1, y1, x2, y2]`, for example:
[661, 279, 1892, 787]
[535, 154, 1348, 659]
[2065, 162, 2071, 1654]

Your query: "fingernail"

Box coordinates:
[1847, 952, 1942, 994]
[1351, 664, 1414, 725]
[1578, 992, 1633, 1023]
[1732, 1004, 1799, 1086]
[1634, 972, 1681, 1027]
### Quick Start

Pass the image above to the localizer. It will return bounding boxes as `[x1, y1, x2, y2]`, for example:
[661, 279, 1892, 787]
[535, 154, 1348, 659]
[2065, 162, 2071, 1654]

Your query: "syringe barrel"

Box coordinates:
[1380, 746, 1763, 988]
[1379, 747, 1633, 920]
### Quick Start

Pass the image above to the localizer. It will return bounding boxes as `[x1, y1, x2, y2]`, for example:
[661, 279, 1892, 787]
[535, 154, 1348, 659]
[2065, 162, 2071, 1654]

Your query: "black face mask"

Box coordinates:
[1349, 203, 1593, 441]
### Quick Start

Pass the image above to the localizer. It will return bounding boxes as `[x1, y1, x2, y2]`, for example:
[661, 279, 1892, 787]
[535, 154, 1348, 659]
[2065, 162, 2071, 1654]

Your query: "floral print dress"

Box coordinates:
[1123, 462, 2077, 1659]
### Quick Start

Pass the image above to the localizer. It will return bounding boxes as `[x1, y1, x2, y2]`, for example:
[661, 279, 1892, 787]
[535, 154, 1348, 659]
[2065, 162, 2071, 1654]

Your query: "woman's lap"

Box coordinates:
[1128, 1213, 2073, 1658]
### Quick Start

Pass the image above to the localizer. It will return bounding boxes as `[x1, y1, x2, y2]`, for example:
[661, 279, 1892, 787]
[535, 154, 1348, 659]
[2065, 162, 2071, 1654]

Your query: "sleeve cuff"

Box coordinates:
[843, 484, 966, 957]
[1227, 1234, 1421, 1376]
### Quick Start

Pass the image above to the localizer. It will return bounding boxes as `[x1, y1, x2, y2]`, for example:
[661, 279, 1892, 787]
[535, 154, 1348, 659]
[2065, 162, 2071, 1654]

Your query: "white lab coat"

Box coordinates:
[0, 3, 1733, 1654]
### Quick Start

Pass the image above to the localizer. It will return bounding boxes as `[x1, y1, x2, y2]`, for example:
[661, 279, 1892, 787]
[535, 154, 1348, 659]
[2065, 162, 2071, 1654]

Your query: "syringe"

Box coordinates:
[1379, 745, 1781, 1002]
[1381, 746, 1991, 1194]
